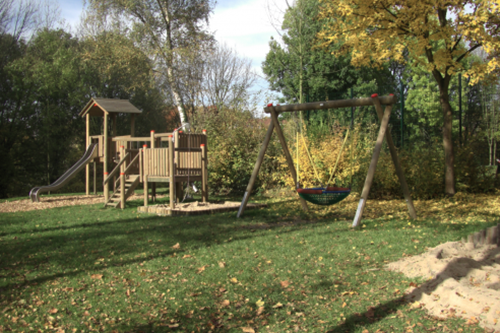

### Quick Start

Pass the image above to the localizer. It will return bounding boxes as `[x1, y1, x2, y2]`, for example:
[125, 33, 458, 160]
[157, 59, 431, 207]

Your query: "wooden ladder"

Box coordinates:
[105, 174, 140, 208]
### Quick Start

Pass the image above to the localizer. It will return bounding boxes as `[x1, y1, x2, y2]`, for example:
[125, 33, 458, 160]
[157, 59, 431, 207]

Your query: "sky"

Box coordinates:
[57, 0, 289, 94]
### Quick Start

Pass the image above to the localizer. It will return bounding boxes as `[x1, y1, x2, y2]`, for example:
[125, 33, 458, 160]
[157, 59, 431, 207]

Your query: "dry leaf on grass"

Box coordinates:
[91, 274, 103, 279]
[272, 302, 283, 308]
[48, 308, 58, 314]
[280, 280, 291, 288]
[241, 328, 255, 333]
[197, 265, 209, 274]
[171, 243, 180, 249]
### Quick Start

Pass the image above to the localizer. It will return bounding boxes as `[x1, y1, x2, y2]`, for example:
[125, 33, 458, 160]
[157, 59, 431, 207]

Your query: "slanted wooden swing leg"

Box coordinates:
[352, 104, 393, 228]
[269, 107, 309, 212]
[237, 121, 275, 218]
[372, 96, 417, 220]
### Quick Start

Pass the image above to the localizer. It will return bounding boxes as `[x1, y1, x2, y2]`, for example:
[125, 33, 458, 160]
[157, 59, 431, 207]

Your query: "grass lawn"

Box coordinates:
[0, 190, 499, 332]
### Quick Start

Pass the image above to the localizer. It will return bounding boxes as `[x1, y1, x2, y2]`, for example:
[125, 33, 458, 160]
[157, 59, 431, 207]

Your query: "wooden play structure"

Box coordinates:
[237, 94, 417, 227]
[30, 98, 208, 209]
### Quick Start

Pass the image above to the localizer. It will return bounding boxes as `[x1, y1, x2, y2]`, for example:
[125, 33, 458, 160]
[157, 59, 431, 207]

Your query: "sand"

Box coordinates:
[0, 194, 146, 213]
[388, 241, 500, 332]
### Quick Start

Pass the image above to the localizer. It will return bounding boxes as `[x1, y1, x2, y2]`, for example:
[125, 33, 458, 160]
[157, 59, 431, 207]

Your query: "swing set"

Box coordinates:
[237, 94, 417, 227]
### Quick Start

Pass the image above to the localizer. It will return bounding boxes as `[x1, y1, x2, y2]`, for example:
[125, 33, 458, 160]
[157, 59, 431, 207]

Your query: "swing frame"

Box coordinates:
[237, 94, 417, 227]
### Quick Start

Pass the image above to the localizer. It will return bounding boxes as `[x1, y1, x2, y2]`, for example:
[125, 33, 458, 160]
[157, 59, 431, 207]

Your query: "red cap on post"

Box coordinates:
[169, 135, 173, 138]
[179, 130, 183, 133]
[151, 130, 155, 133]
[120, 172, 125, 175]
[104, 172, 109, 175]
[267, 103, 273, 107]
[143, 144, 147, 148]
[120, 145, 124, 148]
[371, 93, 378, 98]
[200, 144, 205, 147]
[94, 103, 97, 107]
[202, 129, 207, 132]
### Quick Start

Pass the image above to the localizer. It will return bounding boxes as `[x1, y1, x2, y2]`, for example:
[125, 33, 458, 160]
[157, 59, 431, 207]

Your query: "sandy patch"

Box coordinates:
[0, 194, 148, 213]
[388, 241, 500, 331]
[138, 201, 266, 216]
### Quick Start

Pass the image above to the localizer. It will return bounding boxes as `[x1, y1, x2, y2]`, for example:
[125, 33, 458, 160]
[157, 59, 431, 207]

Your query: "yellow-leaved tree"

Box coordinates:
[318, 0, 500, 196]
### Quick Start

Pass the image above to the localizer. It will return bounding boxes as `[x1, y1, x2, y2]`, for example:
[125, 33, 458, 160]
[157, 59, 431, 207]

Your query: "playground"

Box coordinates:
[1, 188, 499, 332]
[0, 95, 496, 332]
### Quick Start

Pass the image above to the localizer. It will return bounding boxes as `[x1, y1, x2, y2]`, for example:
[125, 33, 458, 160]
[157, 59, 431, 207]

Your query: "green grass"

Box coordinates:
[0, 192, 498, 332]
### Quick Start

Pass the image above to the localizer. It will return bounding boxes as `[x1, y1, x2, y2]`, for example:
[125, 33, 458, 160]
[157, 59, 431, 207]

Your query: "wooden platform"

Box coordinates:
[137, 201, 267, 216]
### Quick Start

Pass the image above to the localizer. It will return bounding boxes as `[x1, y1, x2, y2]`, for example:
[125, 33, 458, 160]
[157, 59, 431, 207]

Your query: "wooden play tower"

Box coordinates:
[80, 98, 208, 209]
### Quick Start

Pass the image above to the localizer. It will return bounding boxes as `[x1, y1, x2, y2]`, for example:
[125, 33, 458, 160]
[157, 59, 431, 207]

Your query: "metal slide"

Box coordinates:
[29, 143, 98, 203]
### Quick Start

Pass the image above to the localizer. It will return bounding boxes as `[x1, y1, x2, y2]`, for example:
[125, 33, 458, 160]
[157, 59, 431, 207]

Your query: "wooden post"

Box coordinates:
[86, 114, 90, 195]
[372, 94, 417, 220]
[120, 145, 125, 209]
[352, 102, 393, 228]
[169, 135, 175, 209]
[269, 107, 309, 211]
[203, 129, 208, 199]
[238, 121, 275, 217]
[93, 161, 97, 195]
[201, 144, 207, 202]
[144, 175, 149, 207]
[150, 130, 156, 201]
[104, 112, 109, 203]
[143, 143, 149, 206]
[174, 130, 182, 202]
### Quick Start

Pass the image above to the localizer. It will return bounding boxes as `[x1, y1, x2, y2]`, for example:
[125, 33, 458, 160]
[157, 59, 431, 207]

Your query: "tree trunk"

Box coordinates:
[438, 84, 455, 196]
[166, 66, 188, 126]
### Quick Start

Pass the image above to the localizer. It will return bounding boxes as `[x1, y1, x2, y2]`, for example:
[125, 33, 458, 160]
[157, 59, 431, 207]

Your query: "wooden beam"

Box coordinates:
[169, 137, 175, 209]
[372, 95, 417, 220]
[263, 95, 396, 114]
[269, 107, 309, 212]
[103, 112, 109, 203]
[86, 113, 90, 195]
[352, 104, 392, 227]
[238, 120, 275, 217]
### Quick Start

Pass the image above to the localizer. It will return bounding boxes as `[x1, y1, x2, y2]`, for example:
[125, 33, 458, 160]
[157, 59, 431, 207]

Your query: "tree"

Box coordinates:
[318, 0, 500, 196]
[201, 43, 257, 111]
[87, 0, 215, 127]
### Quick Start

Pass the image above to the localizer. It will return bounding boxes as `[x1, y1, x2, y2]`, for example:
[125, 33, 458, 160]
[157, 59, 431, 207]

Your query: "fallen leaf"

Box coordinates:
[272, 302, 283, 308]
[171, 243, 180, 249]
[410, 301, 421, 310]
[342, 302, 347, 308]
[126, 289, 130, 297]
[197, 265, 209, 274]
[182, 254, 192, 259]
[256, 306, 264, 315]
[48, 308, 58, 314]
[218, 261, 226, 268]
[91, 274, 103, 280]
[168, 323, 179, 328]
[280, 280, 291, 288]
[221, 300, 230, 307]
[230, 277, 238, 284]
[256, 299, 265, 307]
[83, 311, 90, 316]
[241, 327, 255, 333]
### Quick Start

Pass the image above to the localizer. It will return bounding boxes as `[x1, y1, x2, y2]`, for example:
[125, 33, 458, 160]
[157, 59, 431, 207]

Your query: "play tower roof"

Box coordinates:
[79, 98, 142, 117]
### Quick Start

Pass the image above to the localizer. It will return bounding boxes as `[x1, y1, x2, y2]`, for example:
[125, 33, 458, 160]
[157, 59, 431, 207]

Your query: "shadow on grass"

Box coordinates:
[324, 246, 500, 332]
